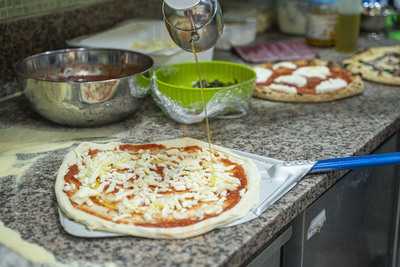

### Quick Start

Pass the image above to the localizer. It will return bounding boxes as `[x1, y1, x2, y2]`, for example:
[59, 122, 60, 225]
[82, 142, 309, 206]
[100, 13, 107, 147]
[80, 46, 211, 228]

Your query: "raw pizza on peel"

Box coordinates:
[253, 59, 364, 102]
[55, 138, 260, 239]
[343, 45, 400, 86]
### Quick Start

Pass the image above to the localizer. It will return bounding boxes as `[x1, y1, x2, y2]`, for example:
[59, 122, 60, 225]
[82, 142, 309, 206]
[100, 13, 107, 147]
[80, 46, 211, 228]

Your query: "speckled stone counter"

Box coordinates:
[2, 37, 400, 267]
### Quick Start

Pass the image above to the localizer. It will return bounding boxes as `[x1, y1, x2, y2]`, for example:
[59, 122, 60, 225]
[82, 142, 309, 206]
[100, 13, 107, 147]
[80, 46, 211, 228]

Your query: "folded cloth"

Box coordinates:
[233, 39, 316, 64]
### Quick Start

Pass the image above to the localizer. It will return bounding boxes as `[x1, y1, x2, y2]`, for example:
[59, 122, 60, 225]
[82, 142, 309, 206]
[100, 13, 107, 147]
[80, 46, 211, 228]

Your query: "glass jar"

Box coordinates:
[306, 0, 337, 47]
[278, 0, 308, 35]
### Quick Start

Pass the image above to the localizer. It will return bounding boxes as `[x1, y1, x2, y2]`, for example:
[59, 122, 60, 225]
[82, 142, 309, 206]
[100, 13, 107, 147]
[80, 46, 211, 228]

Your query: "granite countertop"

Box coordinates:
[1, 36, 400, 267]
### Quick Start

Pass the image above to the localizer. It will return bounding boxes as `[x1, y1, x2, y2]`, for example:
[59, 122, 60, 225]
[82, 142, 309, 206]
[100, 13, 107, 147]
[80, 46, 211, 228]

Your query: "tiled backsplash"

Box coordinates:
[0, 0, 162, 99]
[0, 0, 107, 20]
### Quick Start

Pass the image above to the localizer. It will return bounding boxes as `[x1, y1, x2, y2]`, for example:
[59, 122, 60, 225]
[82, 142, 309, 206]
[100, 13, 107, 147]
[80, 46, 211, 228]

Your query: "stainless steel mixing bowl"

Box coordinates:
[16, 48, 153, 127]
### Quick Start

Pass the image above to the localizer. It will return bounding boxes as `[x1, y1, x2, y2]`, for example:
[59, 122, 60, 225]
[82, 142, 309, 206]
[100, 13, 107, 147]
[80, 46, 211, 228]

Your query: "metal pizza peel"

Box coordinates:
[58, 149, 400, 237]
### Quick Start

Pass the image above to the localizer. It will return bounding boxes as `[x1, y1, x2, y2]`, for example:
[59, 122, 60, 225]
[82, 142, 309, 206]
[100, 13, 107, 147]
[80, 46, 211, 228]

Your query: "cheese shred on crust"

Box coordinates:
[55, 138, 260, 239]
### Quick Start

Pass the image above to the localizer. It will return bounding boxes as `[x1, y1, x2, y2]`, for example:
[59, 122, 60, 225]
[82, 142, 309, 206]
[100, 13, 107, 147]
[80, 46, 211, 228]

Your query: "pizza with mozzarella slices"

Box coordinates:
[253, 59, 364, 102]
[55, 138, 260, 239]
[343, 46, 400, 86]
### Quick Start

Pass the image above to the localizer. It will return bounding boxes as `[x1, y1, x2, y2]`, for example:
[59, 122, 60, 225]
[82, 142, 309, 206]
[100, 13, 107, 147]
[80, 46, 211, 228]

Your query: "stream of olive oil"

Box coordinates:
[190, 40, 213, 155]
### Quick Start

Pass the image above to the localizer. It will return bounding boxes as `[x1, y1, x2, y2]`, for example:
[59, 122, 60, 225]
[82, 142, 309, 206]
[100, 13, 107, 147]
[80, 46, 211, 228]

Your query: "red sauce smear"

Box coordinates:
[297, 77, 323, 95]
[182, 145, 202, 153]
[224, 191, 241, 210]
[296, 87, 315, 95]
[88, 149, 99, 158]
[151, 165, 165, 177]
[111, 188, 120, 194]
[274, 68, 295, 76]
[220, 158, 247, 189]
[119, 144, 166, 152]
[329, 67, 353, 83]
[136, 218, 207, 228]
[64, 164, 81, 189]
[148, 185, 157, 190]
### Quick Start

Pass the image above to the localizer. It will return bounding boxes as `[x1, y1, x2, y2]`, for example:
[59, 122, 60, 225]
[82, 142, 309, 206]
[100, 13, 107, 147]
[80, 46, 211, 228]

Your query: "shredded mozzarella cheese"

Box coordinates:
[65, 145, 245, 223]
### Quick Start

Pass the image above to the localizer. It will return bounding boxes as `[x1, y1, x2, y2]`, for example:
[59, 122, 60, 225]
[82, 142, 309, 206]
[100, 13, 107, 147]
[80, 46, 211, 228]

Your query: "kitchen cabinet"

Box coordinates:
[282, 133, 400, 267]
[246, 227, 292, 267]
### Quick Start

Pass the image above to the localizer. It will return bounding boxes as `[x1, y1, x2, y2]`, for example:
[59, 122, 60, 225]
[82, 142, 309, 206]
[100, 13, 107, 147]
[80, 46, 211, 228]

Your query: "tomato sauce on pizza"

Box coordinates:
[62, 143, 249, 228]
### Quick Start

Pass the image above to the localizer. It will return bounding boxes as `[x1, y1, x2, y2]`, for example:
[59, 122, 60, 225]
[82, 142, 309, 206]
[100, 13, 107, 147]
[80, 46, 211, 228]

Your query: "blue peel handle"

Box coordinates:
[310, 152, 400, 173]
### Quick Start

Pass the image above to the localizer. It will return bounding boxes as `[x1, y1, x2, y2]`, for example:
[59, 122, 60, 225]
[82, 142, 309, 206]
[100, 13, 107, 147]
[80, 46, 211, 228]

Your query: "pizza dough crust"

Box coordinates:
[55, 138, 261, 239]
[254, 76, 364, 103]
[0, 221, 57, 265]
[254, 60, 364, 103]
[344, 46, 400, 86]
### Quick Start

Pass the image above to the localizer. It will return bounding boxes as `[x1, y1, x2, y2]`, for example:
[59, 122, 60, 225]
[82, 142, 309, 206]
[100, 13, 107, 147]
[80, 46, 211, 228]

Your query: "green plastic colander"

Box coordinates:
[154, 61, 256, 109]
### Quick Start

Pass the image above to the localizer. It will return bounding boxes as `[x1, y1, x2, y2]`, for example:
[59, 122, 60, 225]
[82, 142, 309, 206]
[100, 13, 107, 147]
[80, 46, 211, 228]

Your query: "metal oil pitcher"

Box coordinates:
[162, 0, 224, 52]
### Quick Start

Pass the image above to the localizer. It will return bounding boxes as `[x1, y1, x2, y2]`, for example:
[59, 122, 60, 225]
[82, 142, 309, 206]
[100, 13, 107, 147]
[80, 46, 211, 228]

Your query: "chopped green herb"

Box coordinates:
[193, 79, 238, 88]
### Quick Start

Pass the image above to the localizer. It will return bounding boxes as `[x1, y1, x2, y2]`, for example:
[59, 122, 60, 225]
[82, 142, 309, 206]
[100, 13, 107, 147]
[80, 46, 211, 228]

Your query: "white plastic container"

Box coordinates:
[216, 9, 257, 50]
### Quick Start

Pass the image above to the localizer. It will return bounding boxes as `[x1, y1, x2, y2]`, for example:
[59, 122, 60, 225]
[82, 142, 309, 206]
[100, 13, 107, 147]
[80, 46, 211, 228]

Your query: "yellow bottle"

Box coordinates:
[335, 0, 362, 53]
[335, 14, 361, 52]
